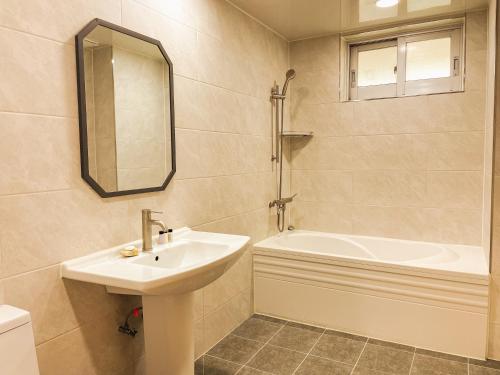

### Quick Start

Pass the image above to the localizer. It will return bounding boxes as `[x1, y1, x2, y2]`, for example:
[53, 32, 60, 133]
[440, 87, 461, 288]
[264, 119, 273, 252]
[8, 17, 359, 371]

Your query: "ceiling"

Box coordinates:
[229, 0, 490, 40]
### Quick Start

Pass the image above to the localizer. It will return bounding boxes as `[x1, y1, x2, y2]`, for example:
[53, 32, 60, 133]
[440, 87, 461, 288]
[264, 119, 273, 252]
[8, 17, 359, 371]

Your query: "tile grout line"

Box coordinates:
[230, 331, 360, 367]
[207, 314, 484, 374]
[349, 339, 369, 375]
[203, 354, 271, 374]
[408, 347, 417, 375]
[291, 328, 326, 374]
[234, 321, 288, 375]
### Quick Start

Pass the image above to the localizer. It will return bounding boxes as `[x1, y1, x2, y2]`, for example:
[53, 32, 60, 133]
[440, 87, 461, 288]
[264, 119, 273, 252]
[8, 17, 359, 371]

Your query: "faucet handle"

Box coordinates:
[142, 209, 163, 218]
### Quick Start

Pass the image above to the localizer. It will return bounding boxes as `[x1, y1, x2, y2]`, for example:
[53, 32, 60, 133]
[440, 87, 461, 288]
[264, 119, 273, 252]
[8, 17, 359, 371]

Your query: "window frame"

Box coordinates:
[348, 24, 464, 101]
[350, 39, 399, 100]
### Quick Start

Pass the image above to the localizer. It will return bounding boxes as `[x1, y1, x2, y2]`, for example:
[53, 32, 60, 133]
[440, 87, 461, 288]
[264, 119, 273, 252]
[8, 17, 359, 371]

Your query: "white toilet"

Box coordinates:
[0, 305, 40, 375]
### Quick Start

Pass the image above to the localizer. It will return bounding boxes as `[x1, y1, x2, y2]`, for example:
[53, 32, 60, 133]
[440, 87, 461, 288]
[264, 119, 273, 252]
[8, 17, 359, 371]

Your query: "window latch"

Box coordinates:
[453, 57, 460, 76]
[350, 70, 356, 88]
[394, 65, 397, 75]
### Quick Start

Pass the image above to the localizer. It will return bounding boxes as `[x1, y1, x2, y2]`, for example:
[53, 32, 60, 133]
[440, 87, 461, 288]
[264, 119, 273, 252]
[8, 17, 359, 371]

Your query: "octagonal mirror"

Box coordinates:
[76, 19, 175, 197]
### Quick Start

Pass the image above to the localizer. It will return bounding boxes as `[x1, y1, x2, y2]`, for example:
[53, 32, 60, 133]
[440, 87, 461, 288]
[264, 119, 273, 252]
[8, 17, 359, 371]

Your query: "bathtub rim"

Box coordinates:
[254, 230, 489, 285]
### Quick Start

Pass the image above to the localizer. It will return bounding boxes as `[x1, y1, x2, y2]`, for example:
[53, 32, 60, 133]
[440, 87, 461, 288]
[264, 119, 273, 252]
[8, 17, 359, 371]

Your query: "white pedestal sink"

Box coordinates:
[61, 228, 249, 375]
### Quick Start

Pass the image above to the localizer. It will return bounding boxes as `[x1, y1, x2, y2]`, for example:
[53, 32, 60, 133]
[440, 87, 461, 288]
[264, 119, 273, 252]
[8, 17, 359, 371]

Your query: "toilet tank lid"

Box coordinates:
[0, 305, 31, 334]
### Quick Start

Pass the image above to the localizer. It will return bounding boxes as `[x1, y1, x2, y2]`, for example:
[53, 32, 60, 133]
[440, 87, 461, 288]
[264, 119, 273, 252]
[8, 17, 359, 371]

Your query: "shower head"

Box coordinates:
[281, 69, 296, 96]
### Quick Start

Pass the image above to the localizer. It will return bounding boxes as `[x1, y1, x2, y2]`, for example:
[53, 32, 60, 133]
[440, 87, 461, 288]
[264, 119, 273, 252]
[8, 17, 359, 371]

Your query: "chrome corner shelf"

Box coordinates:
[281, 131, 314, 138]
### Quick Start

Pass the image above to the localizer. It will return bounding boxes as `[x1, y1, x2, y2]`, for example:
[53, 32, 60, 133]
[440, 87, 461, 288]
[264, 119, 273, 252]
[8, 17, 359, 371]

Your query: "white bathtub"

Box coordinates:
[253, 230, 489, 359]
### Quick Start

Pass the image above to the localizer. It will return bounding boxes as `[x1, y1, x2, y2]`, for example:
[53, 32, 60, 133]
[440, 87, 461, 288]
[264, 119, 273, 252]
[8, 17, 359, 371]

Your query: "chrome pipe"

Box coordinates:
[270, 69, 297, 232]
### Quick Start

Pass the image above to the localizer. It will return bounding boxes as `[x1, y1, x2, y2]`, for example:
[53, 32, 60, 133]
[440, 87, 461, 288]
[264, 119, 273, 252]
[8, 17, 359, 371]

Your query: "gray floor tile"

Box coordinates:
[237, 367, 271, 374]
[410, 353, 467, 375]
[247, 344, 306, 375]
[352, 366, 397, 375]
[253, 314, 287, 324]
[415, 349, 467, 363]
[357, 341, 414, 374]
[295, 355, 353, 375]
[368, 339, 415, 352]
[233, 316, 284, 342]
[195, 357, 204, 375]
[203, 355, 242, 375]
[470, 365, 500, 375]
[311, 330, 367, 365]
[470, 359, 500, 370]
[208, 335, 264, 364]
[269, 322, 324, 353]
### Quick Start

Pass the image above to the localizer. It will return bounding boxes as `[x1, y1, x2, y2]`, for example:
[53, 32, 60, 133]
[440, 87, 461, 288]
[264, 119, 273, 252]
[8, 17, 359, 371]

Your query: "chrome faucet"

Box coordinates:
[142, 209, 167, 251]
[269, 193, 297, 209]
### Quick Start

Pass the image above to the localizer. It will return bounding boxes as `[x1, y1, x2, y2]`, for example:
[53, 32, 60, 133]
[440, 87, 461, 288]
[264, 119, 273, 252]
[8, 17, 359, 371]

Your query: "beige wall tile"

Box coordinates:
[491, 223, 500, 276]
[203, 248, 252, 315]
[0, 29, 76, 117]
[291, 137, 353, 170]
[194, 318, 205, 359]
[291, 201, 352, 233]
[194, 208, 277, 245]
[36, 312, 144, 375]
[351, 96, 430, 135]
[350, 203, 482, 244]
[353, 171, 426, 207]
[426, 171, 483, 209]
[133, 0, 200, 29]
[292, 170, 352, 203]
[466, 11, 488, 54]
[430, 207, 483, 245]
[0, 189, 132, 278]
[122, 0, 199, 80]
[2, 265, 139, 345]
[194, 289, 204, 322]
[0, 113, 80, 195]
[291, 69, 340, 107]
[0, 0, 121, 44]
[426, 91, 486, 132]
[176, 130, 271, 179]
[489, 275, 500, 324]
[352, 206, 439, 242]
[426, 132, 484, 171]
[466, 50, 487, 91]
[291, 102, 352, 136]
[352, 134, 427, 171]
[0, 279, 4, 304]
[489, 323, 500, 360]
[203, 288, 252, 350]
[290, 35, 339, 73]
[175, 76, 271, 136]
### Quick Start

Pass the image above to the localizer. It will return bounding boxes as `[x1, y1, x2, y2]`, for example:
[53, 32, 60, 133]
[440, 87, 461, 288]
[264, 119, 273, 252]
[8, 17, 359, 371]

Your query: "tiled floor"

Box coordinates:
[195, 314, 500, 375]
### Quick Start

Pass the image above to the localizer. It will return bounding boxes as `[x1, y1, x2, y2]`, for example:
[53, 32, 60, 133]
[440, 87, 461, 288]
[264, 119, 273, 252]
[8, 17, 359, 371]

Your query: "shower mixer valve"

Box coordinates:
[269, 194, 297, 208]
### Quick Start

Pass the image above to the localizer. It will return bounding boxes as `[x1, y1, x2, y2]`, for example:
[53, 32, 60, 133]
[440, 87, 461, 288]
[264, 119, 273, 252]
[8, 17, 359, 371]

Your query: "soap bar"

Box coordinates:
[120, 245, 139, 257]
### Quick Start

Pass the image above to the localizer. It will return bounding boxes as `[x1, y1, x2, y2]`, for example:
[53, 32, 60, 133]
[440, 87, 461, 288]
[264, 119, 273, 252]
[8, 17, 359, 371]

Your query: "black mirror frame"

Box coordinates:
[75, 18, 176, 198]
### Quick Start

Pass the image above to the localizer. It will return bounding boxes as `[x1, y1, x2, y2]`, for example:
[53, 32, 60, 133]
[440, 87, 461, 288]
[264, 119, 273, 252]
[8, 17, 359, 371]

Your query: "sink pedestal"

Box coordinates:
[142, 292, 194, 375]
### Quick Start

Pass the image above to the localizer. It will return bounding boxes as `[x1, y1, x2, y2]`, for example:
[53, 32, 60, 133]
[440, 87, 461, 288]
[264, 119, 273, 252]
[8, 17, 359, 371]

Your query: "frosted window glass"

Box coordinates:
[406, 37, 451, 81]
[358, 46, 397, 87]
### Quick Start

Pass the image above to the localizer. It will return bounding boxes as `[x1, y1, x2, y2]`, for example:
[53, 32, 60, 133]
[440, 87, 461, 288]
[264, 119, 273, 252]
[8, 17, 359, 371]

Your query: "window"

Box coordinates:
[348, 26, 463, 100]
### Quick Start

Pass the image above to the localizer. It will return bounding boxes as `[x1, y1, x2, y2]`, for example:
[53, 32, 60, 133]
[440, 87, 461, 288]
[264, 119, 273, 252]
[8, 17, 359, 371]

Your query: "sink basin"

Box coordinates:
[61, 227, 249, 295]
[61, 228, 250, 375]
